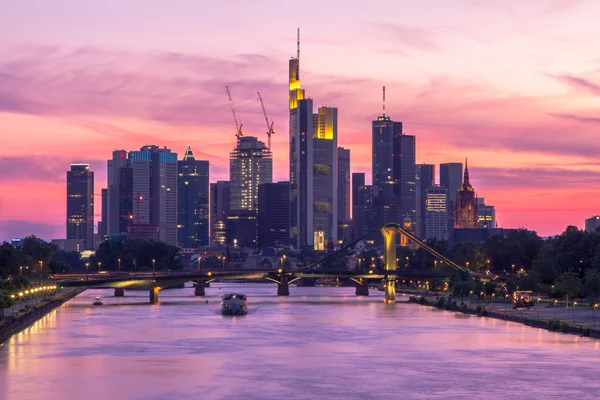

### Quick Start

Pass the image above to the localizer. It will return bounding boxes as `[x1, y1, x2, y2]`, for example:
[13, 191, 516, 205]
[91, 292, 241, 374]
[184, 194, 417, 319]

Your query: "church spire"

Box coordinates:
[463, 157, 470, 186]
[183, 145, 195, 161]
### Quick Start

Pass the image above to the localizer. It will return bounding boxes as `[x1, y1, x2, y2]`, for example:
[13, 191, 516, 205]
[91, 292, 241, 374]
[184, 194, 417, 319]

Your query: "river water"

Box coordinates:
[1, 284, 599, 400]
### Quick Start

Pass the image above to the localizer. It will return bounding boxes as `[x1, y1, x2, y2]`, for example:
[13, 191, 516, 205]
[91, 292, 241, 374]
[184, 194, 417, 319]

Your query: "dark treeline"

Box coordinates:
[402, 226, 600, 300]
[0, 236, 183, 279]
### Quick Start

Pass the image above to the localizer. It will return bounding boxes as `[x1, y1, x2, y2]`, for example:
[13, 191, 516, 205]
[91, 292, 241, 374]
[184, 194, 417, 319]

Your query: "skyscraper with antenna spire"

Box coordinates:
[289, 28, 314, 248]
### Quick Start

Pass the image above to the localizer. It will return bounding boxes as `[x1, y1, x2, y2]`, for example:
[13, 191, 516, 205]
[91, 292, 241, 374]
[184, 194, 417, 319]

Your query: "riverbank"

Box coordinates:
[400, 290, 600, 339]
[0, 288, 84, 344]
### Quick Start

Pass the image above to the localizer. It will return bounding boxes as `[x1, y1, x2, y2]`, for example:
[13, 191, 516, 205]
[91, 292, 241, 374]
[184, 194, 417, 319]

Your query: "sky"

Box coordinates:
[1, 0, 600, 241]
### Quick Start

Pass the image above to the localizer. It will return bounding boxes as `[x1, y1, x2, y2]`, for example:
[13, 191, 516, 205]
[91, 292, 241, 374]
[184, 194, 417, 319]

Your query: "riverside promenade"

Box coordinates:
[0, 288, 83, 344]
[399, 288, 600, 338]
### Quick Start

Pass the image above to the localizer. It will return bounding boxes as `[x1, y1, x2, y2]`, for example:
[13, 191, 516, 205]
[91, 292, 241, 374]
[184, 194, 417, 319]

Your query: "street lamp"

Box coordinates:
[594, 304, 598, 328]
[117, 258, 121, 272]
[511, 264, 515, 274]
[434, 260, 438, 269]
[152, 258, 156, 276]
[466, 261, 470, 269]
[98, 261, 102, 272]
[39, 260, 43, 278]
[283, 254, 287, 271]
[221, 256, 225, 272]
[405, 256, 409, 267]
[19, 266, 22, 276]
[85, 262, 89, 274]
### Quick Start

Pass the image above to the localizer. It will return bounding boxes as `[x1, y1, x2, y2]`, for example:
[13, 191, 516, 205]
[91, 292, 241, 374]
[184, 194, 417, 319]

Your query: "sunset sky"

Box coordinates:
[2, 0, 600, 241]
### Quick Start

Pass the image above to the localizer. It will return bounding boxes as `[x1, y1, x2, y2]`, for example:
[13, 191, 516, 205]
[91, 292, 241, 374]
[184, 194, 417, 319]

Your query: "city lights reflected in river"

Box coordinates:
[1, 284, 600, 400]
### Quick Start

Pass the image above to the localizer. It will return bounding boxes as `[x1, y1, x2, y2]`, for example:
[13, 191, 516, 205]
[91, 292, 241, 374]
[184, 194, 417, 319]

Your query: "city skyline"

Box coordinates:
[3, 0, 600, 241]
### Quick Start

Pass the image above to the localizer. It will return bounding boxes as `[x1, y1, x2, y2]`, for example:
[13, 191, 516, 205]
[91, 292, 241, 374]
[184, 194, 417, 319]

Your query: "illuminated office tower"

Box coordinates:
[177, 146, 209, 248]
[289, 29, 313, 249]
[425, 185, 448, 241]
[312, 106, 338, 248]
[229, 136, 272, 211]
[210, 181, 230, 246]
[416, 164, 435, 239]
[66, 164, 94, 249]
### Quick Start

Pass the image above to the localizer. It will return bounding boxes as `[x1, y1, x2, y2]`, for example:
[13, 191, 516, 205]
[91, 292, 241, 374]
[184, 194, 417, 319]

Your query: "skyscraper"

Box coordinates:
[440, 162, 463, 235]
[312, 106, 338, 247]
[454, 160, 478, 229]
[66, 164, 94, 249]
[98, 188, 108, 240]
[210, 181, 230, 246]
[177, 145, 209, 248]
[371, 86, 414, 232]
[477, 198, 496, 229]
[107, 150, 130, 237]
[425, 185, 448, 241]
[229, 136, 272, 211]
[393, 131, 416, 228]
[416, 164, 435, 239]
[129, 145, 178, 245]
[258, 182, 290, 248]
[352, 172, 366, 239]
[337, 147, 350, 224]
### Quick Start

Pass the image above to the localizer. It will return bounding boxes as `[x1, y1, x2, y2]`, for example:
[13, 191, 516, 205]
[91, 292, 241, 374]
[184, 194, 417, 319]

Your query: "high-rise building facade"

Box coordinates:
[416, 164, 435, 239]
[225, 210, 257, 248]
[99, 188, 108, 240]
[312, 106, 338, 247]
[290, 98, 314, 248]
[66, 164, 94, 249]
[440, 162, 463, 236]
[177, 146, 209, 248]
[107, 150, 130, 237]
[230, 136, 272, 211]
[337, 147, 350, 224]
[372, 115, 401, 198]
[454, 161, 478, 229]
[352, 173, 366, 239]
[210, 181, 230, 246]
[128, 146, 178, 245]
[476, 198, 496, 229]
[258, 182, 290, 248]
[289, 31, 313, 249]
[425, 185, 448, 241]
[393, 132, 416, 227]
[585, 216, 600, 233]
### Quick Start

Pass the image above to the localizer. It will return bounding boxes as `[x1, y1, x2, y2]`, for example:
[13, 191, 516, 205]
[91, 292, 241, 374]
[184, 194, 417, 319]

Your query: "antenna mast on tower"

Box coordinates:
[383, 86, 386, 116]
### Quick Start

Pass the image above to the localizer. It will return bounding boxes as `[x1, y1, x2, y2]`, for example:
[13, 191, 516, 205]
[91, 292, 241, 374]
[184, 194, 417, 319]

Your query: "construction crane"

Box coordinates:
[257, 91, 275, 150]
[225, 85, 243, 140]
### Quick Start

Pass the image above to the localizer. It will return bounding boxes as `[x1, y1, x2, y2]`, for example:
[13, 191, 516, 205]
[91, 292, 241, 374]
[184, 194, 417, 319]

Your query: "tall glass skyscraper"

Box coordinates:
[177, 146, 209, 248]
[337, 147, 350, 224]
[66, 164, 94, 249]
[312, 106, 338, 247]
[229, 136, 272, 212]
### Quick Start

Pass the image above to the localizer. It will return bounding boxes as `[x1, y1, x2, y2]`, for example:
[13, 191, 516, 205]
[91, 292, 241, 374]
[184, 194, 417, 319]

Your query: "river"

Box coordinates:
[1, 283, 599, 400]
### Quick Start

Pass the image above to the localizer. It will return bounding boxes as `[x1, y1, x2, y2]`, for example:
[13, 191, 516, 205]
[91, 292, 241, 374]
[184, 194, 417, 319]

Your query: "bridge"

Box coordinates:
[51, 223, 509, 304]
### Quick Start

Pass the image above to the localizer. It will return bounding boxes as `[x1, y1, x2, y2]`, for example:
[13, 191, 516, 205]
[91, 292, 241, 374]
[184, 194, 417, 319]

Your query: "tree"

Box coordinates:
[554, 270, 582, 299]
[452, 281, 473, 301]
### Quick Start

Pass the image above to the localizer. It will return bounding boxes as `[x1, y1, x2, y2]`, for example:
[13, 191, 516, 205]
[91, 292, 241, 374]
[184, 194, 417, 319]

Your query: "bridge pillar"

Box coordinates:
[277, 276, 290, 296]
[355, 284, 369, 296]
[381, 225, 397, 303]
[194, 282, 206, 296]
[114, 288, 125, 297]
[149, 287, 160, 304]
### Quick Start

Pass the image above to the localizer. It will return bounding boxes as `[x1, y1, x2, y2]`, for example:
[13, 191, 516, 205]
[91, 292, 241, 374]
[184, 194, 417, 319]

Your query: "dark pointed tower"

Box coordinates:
[454, 158, 478, 229]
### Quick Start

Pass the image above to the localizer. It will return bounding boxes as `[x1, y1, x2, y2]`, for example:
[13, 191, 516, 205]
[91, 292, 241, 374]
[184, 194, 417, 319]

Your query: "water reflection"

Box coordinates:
[0, 284, 599, 400]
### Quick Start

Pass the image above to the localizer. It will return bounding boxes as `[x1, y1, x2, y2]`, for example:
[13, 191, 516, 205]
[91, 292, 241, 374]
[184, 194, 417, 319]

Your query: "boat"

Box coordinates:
[92, 297, 103, 306]
[221, 293, 248, 315]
